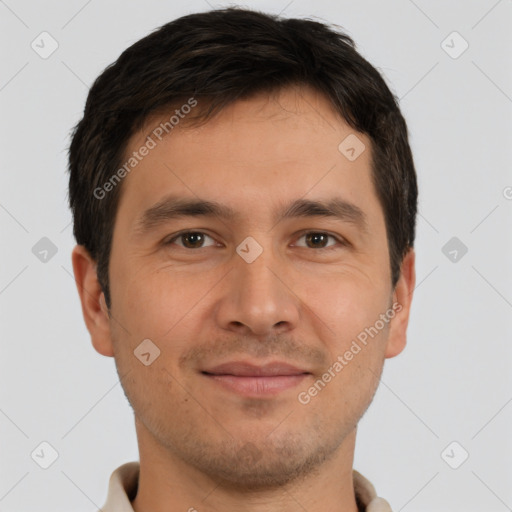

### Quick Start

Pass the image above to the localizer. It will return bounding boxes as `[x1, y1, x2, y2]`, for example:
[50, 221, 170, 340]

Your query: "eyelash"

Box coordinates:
[164, 230, 347, 251]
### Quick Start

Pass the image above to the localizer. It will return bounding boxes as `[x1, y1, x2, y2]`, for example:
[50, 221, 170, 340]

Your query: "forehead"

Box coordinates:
[131, 85, 365, 169]
[114, 85, 380, 229]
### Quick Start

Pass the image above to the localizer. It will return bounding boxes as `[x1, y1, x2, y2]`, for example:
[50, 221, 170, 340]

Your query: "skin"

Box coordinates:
[72, 84, 415, 512]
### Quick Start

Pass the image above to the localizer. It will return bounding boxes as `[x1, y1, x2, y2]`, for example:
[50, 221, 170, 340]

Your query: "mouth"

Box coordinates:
[201, 361, 311, 397]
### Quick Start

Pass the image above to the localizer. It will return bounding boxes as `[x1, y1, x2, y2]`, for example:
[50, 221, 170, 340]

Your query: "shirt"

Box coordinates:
[100, 461, 393, 512]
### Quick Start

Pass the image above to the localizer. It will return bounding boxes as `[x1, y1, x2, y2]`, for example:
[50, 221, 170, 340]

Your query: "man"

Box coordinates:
[68, 7, 417, 511]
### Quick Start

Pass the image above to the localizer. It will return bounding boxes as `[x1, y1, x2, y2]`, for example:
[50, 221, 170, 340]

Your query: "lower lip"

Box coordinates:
[203, 373, 309, 397]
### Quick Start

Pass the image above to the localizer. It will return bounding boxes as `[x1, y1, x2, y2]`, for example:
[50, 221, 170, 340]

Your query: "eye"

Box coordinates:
[165, 231, 217, 249]
[163, 230, 346, 251]
[293, 231, 344, 250]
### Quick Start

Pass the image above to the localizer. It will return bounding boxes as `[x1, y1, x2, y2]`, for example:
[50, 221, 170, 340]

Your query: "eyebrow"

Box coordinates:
[134, 194, 368, 234]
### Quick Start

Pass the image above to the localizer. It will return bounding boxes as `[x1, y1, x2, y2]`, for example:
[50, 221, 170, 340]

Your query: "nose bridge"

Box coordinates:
[238, 243, 278, 301]
[216, 234, 299, 335]
[235, 237, 282, 310]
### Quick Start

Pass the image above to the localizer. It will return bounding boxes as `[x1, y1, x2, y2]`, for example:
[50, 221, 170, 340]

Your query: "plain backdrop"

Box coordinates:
[1, 1, 511, 511]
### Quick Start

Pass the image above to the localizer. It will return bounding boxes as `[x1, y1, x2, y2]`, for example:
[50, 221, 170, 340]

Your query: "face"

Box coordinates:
[74, 84, 415, 489]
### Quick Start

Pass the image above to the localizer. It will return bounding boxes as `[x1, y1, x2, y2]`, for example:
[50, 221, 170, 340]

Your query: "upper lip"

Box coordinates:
[202, 361, 311, 377]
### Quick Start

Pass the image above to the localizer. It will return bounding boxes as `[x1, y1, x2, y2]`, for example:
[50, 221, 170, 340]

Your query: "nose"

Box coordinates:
[214, 245, 300, 337]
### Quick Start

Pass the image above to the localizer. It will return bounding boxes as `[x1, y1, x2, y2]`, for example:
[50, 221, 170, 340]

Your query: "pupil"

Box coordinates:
[307, 233, 326, 248]
[184, 233, 203, 248]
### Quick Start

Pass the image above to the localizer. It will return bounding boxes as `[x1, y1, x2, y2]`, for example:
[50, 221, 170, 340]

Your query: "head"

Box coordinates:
[69, 7, 417, 489]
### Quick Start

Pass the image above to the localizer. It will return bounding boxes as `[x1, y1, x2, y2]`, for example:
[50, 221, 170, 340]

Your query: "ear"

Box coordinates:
[71, 244, 114, 357]
[384, 248, 416, 359]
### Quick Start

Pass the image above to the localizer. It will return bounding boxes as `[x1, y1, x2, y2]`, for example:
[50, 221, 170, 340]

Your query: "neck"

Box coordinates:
[131, 418, 359, 512]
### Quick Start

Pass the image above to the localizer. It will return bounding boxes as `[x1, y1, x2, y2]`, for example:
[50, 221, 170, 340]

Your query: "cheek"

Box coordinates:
[110, 265, 231, 381]
[302, 272, 390, 344]
[296, 284, 390, 421]
[111, 264, 206, 338]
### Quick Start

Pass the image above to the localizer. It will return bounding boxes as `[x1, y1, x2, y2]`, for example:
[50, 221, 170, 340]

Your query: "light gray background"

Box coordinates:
[1, 0, 511, 511]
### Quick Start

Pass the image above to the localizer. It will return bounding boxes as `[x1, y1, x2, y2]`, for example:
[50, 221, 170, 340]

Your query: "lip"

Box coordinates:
[203, 374, 309, 397]
[201, 361, 311, 397]
[202, 361, 310, 377]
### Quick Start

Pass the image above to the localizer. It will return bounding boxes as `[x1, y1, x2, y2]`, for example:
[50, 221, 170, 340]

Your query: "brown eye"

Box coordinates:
[306, 233, 329, 248]
[295, 232, 341, 250]
[166, 232, 216, 249]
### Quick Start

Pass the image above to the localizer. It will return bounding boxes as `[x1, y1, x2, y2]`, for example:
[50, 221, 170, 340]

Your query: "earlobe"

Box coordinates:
[71, 245, 115, 357]
[384, 249, 416, 359]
